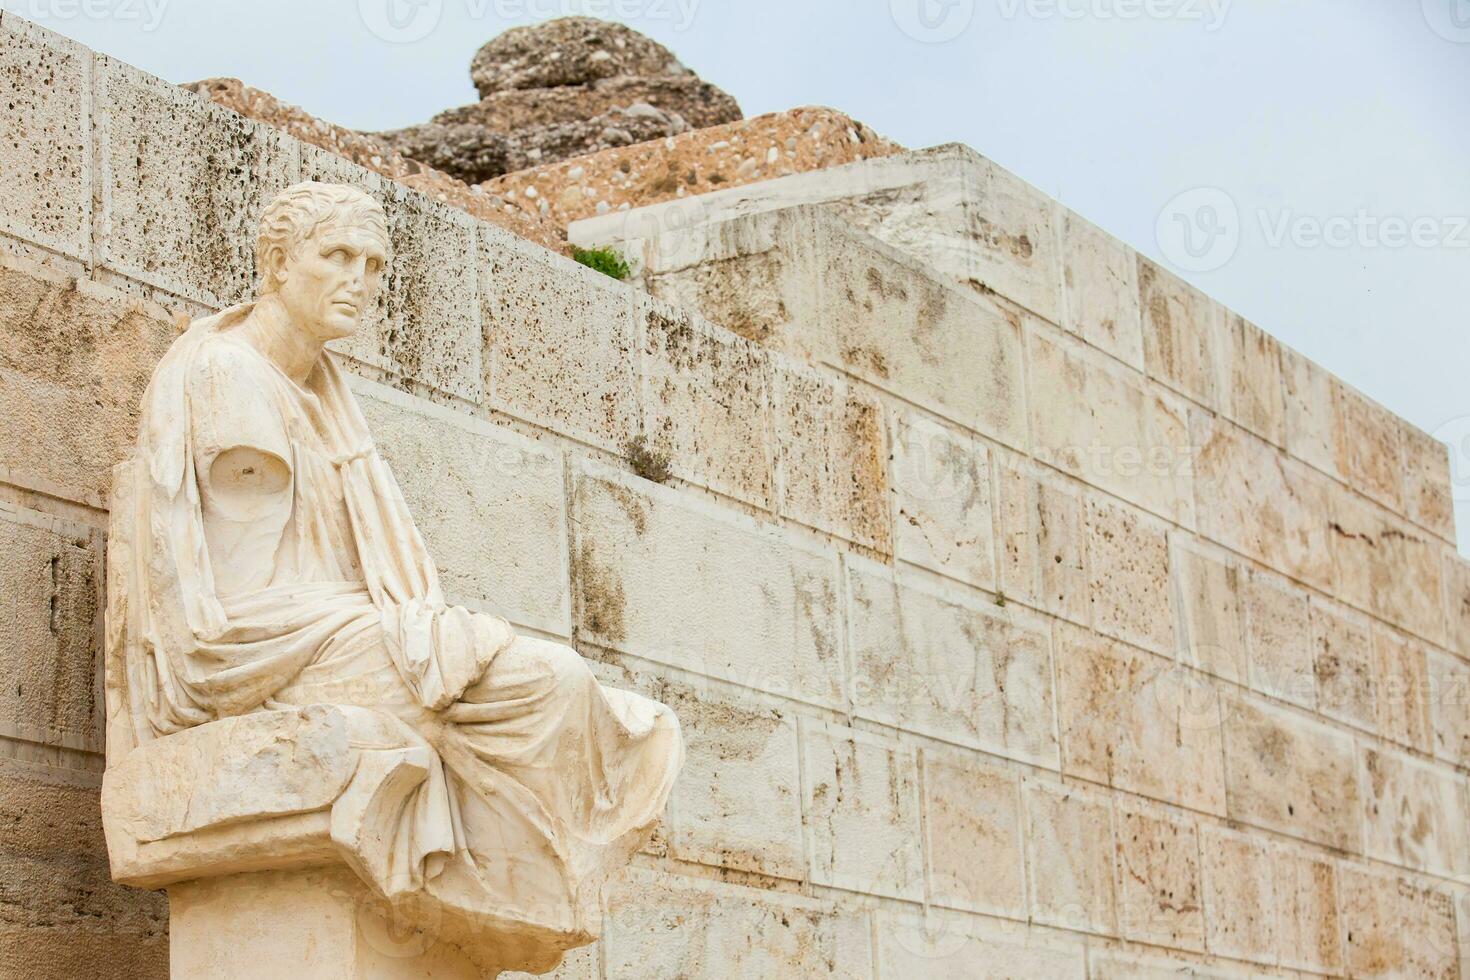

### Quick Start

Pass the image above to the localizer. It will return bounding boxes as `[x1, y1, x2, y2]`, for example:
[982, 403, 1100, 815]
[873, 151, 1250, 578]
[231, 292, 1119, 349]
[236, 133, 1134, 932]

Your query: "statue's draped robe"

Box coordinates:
[114, 304, 682, 945]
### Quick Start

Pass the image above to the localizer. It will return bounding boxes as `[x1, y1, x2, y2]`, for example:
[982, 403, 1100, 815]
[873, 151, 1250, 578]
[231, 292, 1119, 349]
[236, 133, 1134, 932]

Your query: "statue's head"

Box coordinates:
[256, 181, 390, 342]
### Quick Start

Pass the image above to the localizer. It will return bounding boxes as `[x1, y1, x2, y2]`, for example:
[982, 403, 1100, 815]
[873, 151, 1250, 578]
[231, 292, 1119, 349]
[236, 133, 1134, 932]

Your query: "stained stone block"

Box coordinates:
[601, 870, 873, 979]
[355, 381, 571, 637]
[0, 16, 89, 259]
[482, 229, 639, 452]
[874, 911, 1087, 979]
[1170, 536, 1248, 685]
[1059, 209, 1144, 370]
[1372, 626, 1432, 753]
[1361, 745, 1470, 878]
[1027, 325, 1194, 527]
[920, 750, 1025, 918]
[1310, 598, 1376, 732]
[1339, 864, 1458, 980]
[637, 298, 775, 509]
[800, 720, 923, 901]
[0, 505, 101, 754]
[1113, 804, 1205, 952]
[1399, 421, 1455, 541]
[1218, 311, 1286, 447]
[1333, 383, 1405, 513]
[1054, 623, 1226, 815]
[1443, 551, 1470, 660]
[1137, 257, 1221, 409]
[1270, 843, 1341, 975]
[1199, 825, 1276, 964]
[847, 559, 1058, 767]
[1281, 345, 1341, 478]
[1242, 569, 1315, 709]
[95, 55, 299, 306]
[1330, 486, 1445, 643]
[1220, 694, 1360, 850]
[888, 407, 996, 589]
[994, 456, 1088, 621]
[1084, 494, 1174, 656]
[958, 148, 1064, 324]
[1023, 780, 1117, 935]
[569, 463, 843, 709]
[770, 361, 890, 553]
[1427, 648, 1470, 769]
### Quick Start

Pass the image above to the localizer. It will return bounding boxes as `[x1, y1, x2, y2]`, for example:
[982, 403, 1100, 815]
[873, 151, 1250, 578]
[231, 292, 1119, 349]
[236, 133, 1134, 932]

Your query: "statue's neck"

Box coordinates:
[239, 295, 323, 388]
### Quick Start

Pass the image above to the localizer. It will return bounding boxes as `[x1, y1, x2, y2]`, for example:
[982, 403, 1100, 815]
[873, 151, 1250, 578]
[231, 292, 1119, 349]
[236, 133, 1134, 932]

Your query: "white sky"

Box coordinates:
[10, 0, 1470, 551]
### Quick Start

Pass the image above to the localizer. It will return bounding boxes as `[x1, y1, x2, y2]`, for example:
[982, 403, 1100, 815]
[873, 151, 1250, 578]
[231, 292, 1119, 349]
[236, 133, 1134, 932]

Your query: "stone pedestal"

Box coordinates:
[167, 868, 484, 980]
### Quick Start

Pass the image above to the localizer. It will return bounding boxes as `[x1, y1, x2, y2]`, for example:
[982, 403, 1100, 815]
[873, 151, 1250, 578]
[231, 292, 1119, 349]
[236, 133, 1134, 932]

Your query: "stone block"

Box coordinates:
[1114, 804, 1205, 952]
[1333, 383, 1405, 512]
[1138, 257, 1221, 409]
[1361, 745, 1470, 878]
[1241, 569, 1315, 709]
[0, 16, 89, 259]
[1443, 551, 1470, 660]
[1217, 311, 1286, 447]
[1428, 647, 1470, 769]
[1059, 209, 1144, 370]
[1372, 626, 1432, 753]
[1339, 864, 1458, 980]
[1199, 824, 1276, 964]
[1085, 493, 1174, 656]
[0, 505, 101, 754]
[873, 911, 1087, 979]
[888, 407, 996, 589]
[95, 56, 299, 306]
[1310, 598, 1376, 732]
[1270, 842, 1342, 975]
[1399, 421, 1454, 541]
[920, 750, 1025, 918]
[800, 720, 923, 901]
[957, 148, 1063, 324]
[482, 229, 639, 453]
[995, 455, 1088, 622]
[355, 381, 570, 637]
[1329, 487, 1444, 643]
[1220, 694, 1360, 850]
[770, 361, 890, 553]
[1170, 535, 1248, 686]
[847, 560, 1058, 767]
[637, 298, 774, 509]
[569, 463, 843, 708]
[601, 870, 873, 978]
[1281, 345, 1340, 478]
[1054, 623, 1225, 814]
[1027, 325, 1195, 527]
[1023, 780, 1117, 935]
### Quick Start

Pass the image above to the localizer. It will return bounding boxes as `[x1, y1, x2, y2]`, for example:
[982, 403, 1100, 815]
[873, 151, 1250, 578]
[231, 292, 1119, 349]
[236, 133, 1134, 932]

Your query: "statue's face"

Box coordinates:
[274, 222, 388, 342]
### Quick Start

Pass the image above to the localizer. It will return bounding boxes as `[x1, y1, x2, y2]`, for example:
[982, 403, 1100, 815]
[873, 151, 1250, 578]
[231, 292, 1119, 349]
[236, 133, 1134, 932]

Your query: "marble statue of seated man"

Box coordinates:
[102, 181, 682, 974]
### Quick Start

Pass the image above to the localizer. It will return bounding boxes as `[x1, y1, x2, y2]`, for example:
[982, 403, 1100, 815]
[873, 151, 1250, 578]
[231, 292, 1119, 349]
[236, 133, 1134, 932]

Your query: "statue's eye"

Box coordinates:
[328, 248, 351, 263]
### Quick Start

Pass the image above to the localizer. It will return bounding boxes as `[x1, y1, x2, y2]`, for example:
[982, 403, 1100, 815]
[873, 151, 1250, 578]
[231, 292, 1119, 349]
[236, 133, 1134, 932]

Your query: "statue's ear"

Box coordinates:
[262, 244, 289, 290]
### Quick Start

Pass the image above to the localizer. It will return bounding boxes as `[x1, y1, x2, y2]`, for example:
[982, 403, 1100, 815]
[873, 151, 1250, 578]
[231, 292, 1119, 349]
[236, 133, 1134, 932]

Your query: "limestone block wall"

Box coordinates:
[2, 11, 1469, 980]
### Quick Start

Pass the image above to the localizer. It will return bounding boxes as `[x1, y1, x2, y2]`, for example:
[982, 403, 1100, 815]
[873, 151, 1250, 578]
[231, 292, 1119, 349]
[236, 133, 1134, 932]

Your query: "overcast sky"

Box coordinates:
[10, 0, 1470, 551]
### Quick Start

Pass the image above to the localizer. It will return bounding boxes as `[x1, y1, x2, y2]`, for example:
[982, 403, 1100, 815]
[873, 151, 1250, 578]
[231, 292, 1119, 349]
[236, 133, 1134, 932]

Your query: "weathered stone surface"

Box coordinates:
[1242, 569, 1315, 709]
[1372, 625, 1432, 752]
[0, 17, 89, 260]
[1085, 494, 1174, 656]
[1218, 311, 1286, 447]
[1361, 745, 1470, 878]
[888, 407, 996, 589]
[1059, 210, 1144, 369]
[1028, 325, 1194, 527]
[1199, 825, 1275, 964]
[1281, 344, 1341, 478]
[356, 381, 571, 637]
[800, 721, 923, 901]
[848, 560, 1058, 766]
[1220, 694, 1360, 850]
[770, 361, 890, 552]
[1170, 536, 1248, 685]
[1310, 598, 1376, 732]
[1270, 843, 1342, 975]
[1329, 485, 1445, 643]
[874, 911, 1086, 979]
[601, 870, 872, 978]
[96, 56, 298, 306]
[1023, 780, 1117, 935]
[441, 76, 741, 134]
[470, 18, 694, 96]
[1114, 804, 1204, 952]
[481, 228, 639, 451]
[1138, 257, 1221, 409]
[1443, 551, 1470, 660]
[1334, 382, 1405, 513]
[1054, 623, 1225, 814]
[921, 750, 1025, 918]
[1399, 421, 1454, 541]
[637, 298, 774, 509]
[570, 463, 843, 708]
[996, 456, 1088, 622]
[960, 149, 1063, 323]
[0, 505, 101, 754]
[1339, 864, 1458, 980]
[1427, 647, 1470, 769]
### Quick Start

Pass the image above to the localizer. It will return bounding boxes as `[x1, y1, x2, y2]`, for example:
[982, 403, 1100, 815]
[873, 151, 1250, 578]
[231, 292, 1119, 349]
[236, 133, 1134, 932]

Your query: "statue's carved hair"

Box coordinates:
[256, 181, 389, 293]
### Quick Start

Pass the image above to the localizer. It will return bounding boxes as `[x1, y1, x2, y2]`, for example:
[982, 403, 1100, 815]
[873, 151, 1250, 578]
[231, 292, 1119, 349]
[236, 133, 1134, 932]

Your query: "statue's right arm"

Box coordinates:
[186, 342, 294, 522]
